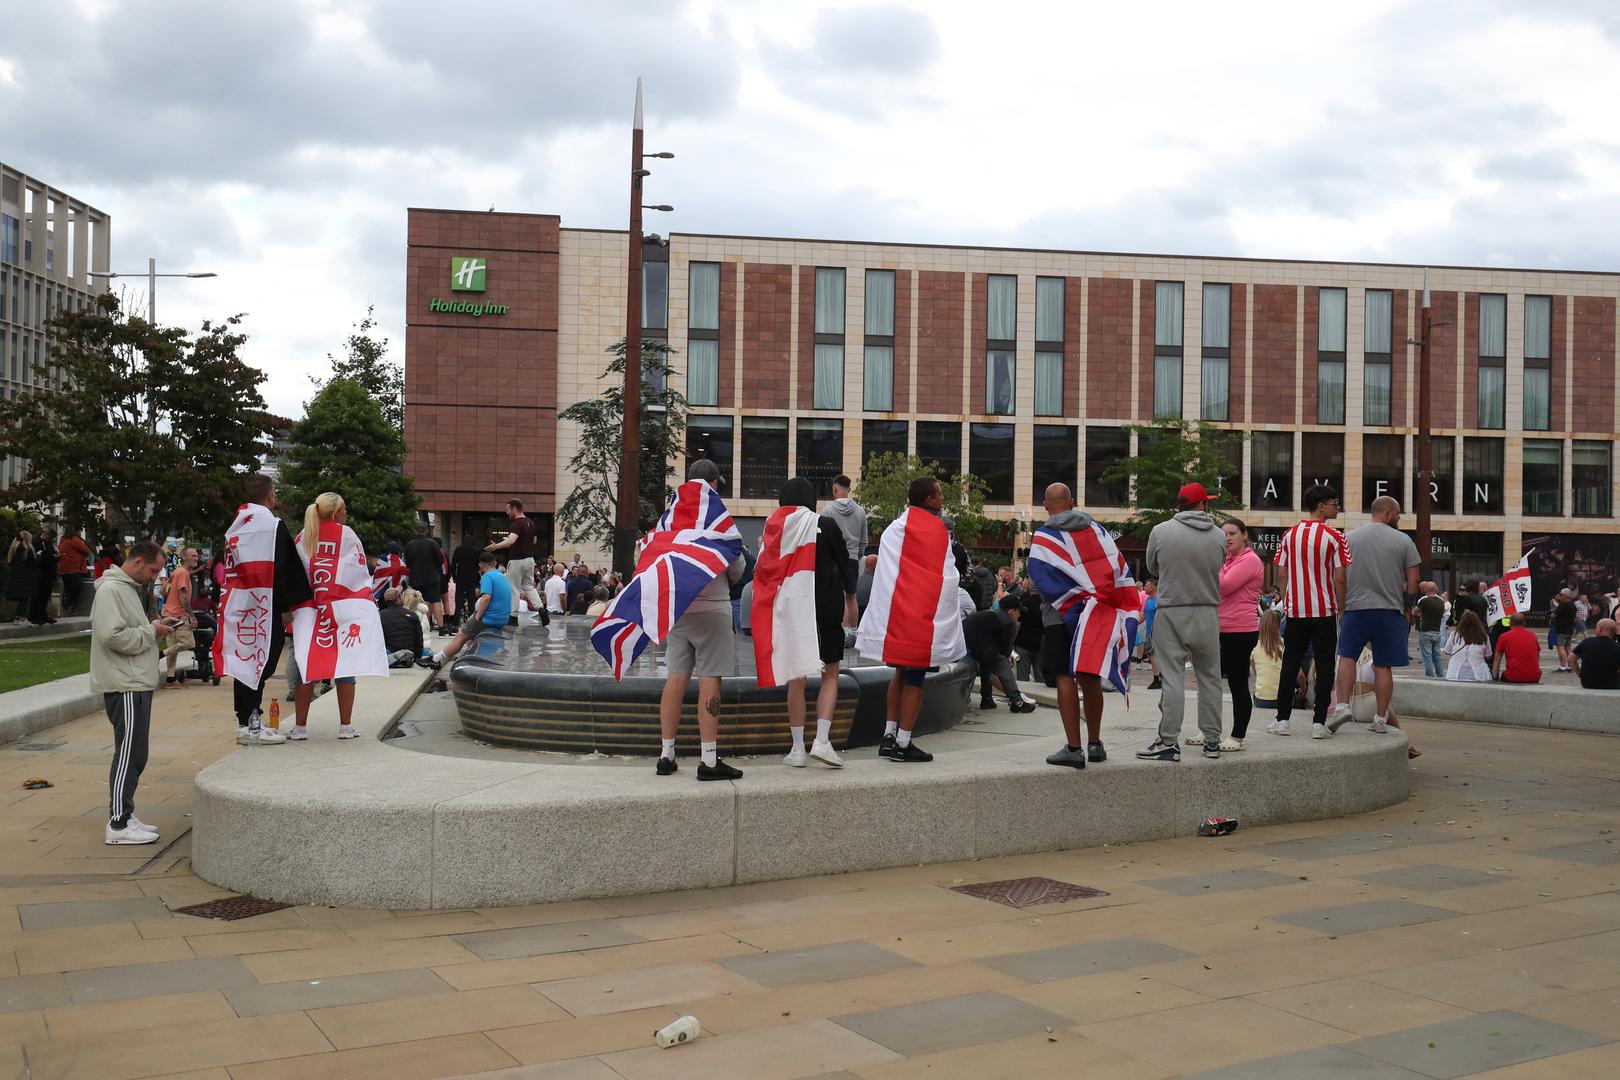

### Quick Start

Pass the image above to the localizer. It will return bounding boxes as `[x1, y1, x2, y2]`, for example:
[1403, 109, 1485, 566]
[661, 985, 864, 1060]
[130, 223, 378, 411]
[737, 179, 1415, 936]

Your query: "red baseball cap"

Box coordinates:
[1178, 482, 1211, 506]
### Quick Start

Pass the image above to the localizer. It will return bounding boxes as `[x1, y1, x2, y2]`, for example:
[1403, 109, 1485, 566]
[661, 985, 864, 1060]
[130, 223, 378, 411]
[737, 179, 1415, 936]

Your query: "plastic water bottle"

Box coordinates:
[267, 699, 281, 730]
[244, 709, 260, 748]
[655, 1015, 700, 1048]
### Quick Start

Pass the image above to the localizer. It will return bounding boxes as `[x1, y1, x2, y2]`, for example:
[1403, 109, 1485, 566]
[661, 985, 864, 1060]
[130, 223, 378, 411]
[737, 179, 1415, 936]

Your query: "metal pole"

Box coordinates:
[1416, 269, 1433, 572]
[613, 79, 645, 579]
[148, 256, 156, 325]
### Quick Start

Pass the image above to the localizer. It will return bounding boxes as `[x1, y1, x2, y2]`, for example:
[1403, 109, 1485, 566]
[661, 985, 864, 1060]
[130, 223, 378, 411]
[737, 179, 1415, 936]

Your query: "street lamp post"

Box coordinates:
[1415, 269, 1433, 572]
[87, 256, 217, 324]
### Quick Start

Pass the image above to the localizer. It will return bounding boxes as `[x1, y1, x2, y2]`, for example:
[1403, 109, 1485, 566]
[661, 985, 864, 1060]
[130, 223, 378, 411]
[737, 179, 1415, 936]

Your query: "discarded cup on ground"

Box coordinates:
[656, 1015, 700, 1048]
[1198, 817, 1238, 836]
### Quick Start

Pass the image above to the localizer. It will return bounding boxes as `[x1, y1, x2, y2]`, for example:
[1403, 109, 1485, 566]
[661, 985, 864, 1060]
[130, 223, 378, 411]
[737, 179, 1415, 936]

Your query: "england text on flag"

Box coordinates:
[290, 521, 390, 682]
[1027, 518, 1143, 701]
[1275, 519, 1351, 618]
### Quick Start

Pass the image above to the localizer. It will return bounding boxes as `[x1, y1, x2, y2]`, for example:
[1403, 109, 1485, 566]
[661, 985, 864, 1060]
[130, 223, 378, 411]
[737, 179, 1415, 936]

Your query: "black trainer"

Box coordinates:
[1135, 738, 1180, 762]
[1147, 677, 1163, 690]
[878, 733, 897, 758]
[1203, 739, 1221, 759]
[979, 697, 998, 710]
[655, 756, 677, 776]
[697, 758, 743, 781]
[1008, 700, 1038, 714]
[889, 741, 934, 763]
[1087, 741, 1107, 762]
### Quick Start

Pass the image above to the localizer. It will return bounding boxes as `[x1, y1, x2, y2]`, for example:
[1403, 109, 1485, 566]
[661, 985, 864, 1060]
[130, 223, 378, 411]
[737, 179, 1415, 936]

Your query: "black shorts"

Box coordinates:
[463, 619, 495, 641]
[816, 617, 845, 665]
[842, 557, 858, 596]
[1039, 621, 1075, 688]
[411, 576, 443, 603]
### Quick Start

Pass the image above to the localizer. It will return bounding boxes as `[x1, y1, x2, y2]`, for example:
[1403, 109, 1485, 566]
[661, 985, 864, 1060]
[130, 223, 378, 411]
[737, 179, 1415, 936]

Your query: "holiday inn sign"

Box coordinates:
[429, 256, 509, 316]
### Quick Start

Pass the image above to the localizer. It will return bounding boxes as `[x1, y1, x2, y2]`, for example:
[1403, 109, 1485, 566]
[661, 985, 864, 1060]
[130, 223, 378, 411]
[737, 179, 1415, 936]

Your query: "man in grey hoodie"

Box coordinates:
[1138, 482, 1227, 762]
[827, 475, 867, 629]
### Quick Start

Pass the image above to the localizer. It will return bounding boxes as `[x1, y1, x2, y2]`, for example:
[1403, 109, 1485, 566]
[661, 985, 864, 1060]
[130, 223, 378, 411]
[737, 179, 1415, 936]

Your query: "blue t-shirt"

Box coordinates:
[480, 569, 513, 626]
[1144, 595, 1158, 635]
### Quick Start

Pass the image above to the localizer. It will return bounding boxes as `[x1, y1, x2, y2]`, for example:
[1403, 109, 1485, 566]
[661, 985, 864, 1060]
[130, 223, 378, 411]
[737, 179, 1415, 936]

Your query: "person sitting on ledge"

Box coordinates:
[1444, 610, 1493, 682]
[1572, 618, 1620, 690]
[426, 552, 512, 671]
[1491, 612, 1542, 685]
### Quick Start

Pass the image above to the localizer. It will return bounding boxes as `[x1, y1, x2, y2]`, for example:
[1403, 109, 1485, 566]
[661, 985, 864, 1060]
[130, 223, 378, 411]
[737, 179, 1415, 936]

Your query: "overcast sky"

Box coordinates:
[5, 0, 1620, 419]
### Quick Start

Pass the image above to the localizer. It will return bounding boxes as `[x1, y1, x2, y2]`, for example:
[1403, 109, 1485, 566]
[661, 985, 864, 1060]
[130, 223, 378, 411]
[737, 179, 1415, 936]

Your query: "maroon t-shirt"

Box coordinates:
[508, 515, 537, 560]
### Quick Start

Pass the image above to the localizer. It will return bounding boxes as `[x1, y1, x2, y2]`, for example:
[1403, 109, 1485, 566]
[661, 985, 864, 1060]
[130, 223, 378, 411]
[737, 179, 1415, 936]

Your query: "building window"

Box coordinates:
[1525, 295, 1551, 431]
[686, 340, 719, 406]
[814, 268, 845, 334]
[1032, 425, 1077, 503]
[1523, 438, 1562, 516]
[1208, 430, 1243, 504]
[741, 417, 789, 499]
[1477, 293, 1506, 429]
[1034, 352, 1063, 416]
[1362, 434, 1405, 509]
[1463, 436, 1503, 514]
[1034, 276, 1064, 417]
[864, 269, 895, 411]
[1085, 426, 1129, 507]
[916, 421, 961, 480]
[1363, 290, 1393, 426]
[1477, 365, 1505, 429]
[686, 262, 720, 406]
[1573, 440, 1611, 517]
[641, 260, 668, 331]
[861, 419, 907, 470]
[1302, 432, 1343, 499]
[1154, 281, 1183, 419]
[986, 350, 1015, 415]
[1412, 436, 1454, 512]
[1251, 431, 1293, 509]
[689, 263, 720, 330]
[813, 345, 843, 409]
[1200, 283, 1230, 422]
[813, 268, 845, 409]
[985, 275, 1016, 414]
[797, 419, 844, 498]
[1364, 362, 1392, 427]
[1035, 277, 1063, 343]
[0, 215, 16, 265]
[684, 415, 734, 498]
[1317, 287, 1346, 424]
[988, 274, 1016, 340]
[969, 423, 1015, 503]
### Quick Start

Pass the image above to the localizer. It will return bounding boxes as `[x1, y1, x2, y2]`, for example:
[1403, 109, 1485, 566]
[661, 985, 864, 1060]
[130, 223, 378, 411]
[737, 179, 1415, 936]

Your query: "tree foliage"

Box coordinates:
[316, 306, 402, 435]
[556, 338, 687, 545]
[852, 452, 994, 545]
[277, 378, 420, 557]
[1098, 420, 1245, 538]
[0, 293, 275, 539]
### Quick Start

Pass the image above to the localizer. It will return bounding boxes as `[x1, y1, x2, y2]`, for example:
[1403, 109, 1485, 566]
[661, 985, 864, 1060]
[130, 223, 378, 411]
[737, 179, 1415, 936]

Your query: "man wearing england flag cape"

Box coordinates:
[856, 476, 967, 763]
[216, 474, 314, 745]
[1026, 482, 1142, 769]
[751, 477, 848, 770]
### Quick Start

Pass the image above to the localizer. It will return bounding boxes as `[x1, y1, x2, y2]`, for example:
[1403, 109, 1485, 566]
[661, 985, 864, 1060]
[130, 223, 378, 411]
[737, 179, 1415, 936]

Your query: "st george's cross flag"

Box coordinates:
[1027, 516, 1143, 703]
[750, 505, 823, 688]
[592, 480, 743, 680]
[214, 503, 281, 690]
[290, 521, 390, 682]
[857, 507, 967, 669]
[371, 553, 408, 600]
[1485, 551, 1535, 624]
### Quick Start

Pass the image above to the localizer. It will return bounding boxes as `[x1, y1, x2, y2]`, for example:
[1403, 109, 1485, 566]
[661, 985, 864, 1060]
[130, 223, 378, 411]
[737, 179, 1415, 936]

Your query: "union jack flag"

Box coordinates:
[592, 480, 743, 680]
[371, 553, 408, 600]
[1027, 518, 1143, 704]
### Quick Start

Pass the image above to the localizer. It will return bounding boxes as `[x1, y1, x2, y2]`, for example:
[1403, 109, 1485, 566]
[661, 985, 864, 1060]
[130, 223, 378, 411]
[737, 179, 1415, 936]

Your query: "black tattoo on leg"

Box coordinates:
[704, 696, 722, 716]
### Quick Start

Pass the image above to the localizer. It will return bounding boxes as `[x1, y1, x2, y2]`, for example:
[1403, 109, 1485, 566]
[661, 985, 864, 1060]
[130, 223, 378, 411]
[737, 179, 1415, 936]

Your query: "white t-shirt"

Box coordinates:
[543, 575, 567, 613]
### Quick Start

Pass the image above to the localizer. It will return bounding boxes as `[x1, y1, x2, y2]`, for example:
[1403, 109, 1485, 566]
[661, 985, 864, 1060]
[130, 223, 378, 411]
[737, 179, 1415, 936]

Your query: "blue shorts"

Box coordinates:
[1337, 609, 1409, 667]
[892, 666, 928, 688]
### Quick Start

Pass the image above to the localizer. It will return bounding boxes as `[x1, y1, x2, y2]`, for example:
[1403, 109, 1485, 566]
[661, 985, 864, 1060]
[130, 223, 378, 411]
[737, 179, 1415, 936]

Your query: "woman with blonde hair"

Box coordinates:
[1250, 607, 1285, 711]
[6, 530, 37, 623]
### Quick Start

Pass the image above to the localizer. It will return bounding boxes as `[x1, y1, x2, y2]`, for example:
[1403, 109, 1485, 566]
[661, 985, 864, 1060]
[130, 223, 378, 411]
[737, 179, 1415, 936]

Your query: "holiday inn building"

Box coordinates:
[403, 207, 1620, 603]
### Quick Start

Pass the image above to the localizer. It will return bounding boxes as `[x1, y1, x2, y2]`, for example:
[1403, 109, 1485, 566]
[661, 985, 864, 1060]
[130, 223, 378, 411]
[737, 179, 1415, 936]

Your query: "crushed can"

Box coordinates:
[1198, 817, 1239, 837]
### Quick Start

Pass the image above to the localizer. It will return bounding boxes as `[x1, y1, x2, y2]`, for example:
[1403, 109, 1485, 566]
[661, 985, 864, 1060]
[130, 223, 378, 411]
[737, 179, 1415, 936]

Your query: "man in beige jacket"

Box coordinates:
[90, 540, 172, 845]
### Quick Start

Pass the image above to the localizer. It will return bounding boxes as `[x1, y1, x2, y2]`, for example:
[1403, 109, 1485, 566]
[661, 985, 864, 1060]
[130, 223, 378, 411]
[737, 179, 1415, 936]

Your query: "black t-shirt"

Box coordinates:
[404, 537, 443, 582]
[1415, 594, 1446, 632]
[507, 516, 537, 560]
[1554, 600, 1577, 635]
[449, 542, 482, 585]
[962, 609, 1016, 661]
[1574, 634, 1620, 689]
[814, 517, 846, 627]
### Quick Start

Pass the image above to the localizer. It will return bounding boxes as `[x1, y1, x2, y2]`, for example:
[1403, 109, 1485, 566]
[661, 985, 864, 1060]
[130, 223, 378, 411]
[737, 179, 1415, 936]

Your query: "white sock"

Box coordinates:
[789, 726, 805, 752]
[815, 717, 831, 744]
[895, 728, 912, 748]
[660, 738, 675, 759]
[1374, 714, 1387, 725]
[884, 720, 898, 738]
[700, 741, 718, 767]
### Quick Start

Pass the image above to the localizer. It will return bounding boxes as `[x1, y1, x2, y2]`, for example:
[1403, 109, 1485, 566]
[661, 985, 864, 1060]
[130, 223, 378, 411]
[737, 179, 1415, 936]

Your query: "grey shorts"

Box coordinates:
[665, 608, 735, 677]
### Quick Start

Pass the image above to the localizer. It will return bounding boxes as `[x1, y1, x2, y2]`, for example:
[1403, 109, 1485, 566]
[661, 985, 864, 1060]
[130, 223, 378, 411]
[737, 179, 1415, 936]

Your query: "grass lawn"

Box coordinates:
[0, 636, 92, 694]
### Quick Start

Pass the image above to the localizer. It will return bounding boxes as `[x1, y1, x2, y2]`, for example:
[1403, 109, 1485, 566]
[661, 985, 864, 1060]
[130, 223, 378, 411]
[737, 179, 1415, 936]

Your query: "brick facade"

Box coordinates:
[742, 263, 792, 409]
[1085, 277, 1132, 420]
[1571, 295, 1615, 432]
[1251, 284, 1297, 425]
[915, 270, 964, 414]
[1063, 276, 1083, 418]
[717, 261, 737, 407]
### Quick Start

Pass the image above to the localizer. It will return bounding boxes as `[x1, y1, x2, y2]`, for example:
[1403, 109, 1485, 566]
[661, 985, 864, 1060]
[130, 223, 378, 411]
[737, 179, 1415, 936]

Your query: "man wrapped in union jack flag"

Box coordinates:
[1026, 482, 1142, 769]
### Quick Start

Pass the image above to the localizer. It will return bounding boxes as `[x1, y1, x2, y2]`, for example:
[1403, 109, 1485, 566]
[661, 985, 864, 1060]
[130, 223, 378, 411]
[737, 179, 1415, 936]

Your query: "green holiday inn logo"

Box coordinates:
[450, 256, 486, 292]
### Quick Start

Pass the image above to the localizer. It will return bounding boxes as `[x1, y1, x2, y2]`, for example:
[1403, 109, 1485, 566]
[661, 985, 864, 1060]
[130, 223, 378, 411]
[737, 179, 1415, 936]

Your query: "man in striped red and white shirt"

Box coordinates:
[1267, 484, 1351, 739]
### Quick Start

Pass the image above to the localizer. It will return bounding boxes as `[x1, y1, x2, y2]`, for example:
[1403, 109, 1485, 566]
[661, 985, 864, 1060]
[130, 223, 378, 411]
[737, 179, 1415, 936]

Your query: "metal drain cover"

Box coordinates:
[173, 895, 296, 921]
[951, 876, 1110, 909]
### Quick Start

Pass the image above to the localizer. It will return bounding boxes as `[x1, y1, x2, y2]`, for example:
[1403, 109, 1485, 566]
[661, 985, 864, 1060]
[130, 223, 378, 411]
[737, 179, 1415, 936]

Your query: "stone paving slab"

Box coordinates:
[1269, 899, 1461, 936]
[717, 940, 918, 989]
[63, 954, 258, 1005]
[1355, 865, 1513, 892]
[1141, 867, 1302, 895]
[225, 966, 457, 1016]
[977, 936, 1195, 982]
[1341, 1009, 1612, 1078]
[830, 990, 1072, 1057]
[1181, 1045, 1430, 1079]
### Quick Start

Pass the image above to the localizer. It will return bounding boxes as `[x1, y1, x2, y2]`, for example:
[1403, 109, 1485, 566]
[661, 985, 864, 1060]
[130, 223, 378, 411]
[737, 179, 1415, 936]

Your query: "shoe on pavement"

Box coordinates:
[889, 741, 934, 763]
[126, 816, 159, 838]
[878, 733, 897, 758]
[1311, 723, 1331, 740]
[697, 758, 743, 781]
[1219, 737, 1245, 752]
[655, 756, 678, 776]
[1135, 738, 1180, 762]
[1267, 719, 1291, 736]
[782, 747, 809, 768]
[415, 657, 442, 671]
[1184, 734, 1205, 745]
[809, 739, 844, 767]
[286, 726, 308, 741]
[1008, 699, 1038, 714]
[1147, 677, 1163, 690]
[254, 727, 288, 745]
[337, 726, 358, 739]
[979, 697, 998, 710]
[1087, 741, 1107, 763]
[1326, 704, 1353, 733]
[1045, 744, 1087, 769]
[1203, 739, 1221, 759]
[1369, 716, 1389, 733]
[105, 824, 159, 845]
[235, 726, 252, 744]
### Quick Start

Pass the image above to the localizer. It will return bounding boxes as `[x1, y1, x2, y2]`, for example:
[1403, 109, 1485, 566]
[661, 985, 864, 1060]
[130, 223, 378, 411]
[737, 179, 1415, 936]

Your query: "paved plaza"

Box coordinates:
[1, 681, 1617, 1079]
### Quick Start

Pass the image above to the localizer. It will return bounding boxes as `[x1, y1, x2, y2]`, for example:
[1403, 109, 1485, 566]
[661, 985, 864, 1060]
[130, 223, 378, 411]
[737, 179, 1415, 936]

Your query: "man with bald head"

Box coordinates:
[1330, 496, 1421, 733]
[1572, 617, 1620, 689]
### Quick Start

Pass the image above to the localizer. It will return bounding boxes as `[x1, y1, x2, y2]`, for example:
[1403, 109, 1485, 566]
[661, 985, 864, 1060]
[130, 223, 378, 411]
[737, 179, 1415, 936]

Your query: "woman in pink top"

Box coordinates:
[1216, 518, 1264, 749]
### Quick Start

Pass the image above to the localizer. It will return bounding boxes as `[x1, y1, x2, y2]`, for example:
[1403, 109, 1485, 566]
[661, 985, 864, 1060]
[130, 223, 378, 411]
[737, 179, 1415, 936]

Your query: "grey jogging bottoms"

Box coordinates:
[105, 691, 152, 828]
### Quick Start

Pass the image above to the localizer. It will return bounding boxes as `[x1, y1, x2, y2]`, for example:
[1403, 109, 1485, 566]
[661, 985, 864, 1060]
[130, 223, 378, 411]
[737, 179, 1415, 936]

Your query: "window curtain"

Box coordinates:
[688, 263, 720, 330]
[1479, 295, 1506, 357]
[864, 270, 895, 336]
[1523, 440, 1562, 515]
[1318, 289, 1347, 351]
[1317, 360, 1346, 423]
[1364, 290, 1392, 353]
[1200, 355, 1229, 421]
[642, 262, 668, 330]
[1201, 284, 1230, 349]
[987, 350, 1015, 414]
[1574, 441, 1611, 516]
[1035, 278, 1064, 342]
[1154, 282, 1183, 346]
[863, 345, 893, 411]
[1153, 354, 1182, 418]
[1524, 296, 1551, 359]
[1364, 361, 1391, 426]
[686, 339, 718, 406]
[1524, 367, 1551, 430]
[814, 268, 844, 335]
[1478, 366, 1505, 429]
[988, 276, 1016, 340]
[1034, 352, 1063, 415]
[813, 344, 843, 408]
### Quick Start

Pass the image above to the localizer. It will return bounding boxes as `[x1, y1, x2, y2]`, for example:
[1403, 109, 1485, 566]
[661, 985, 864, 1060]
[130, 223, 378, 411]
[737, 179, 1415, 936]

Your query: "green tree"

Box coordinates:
[852, 452, 994, 545]
[1098, 420, 1245, 538]
[556, 338, 687, 545]
[277, 378, 419, 557]
[315, 306, 403, 436]
[0, 293, 275, 539]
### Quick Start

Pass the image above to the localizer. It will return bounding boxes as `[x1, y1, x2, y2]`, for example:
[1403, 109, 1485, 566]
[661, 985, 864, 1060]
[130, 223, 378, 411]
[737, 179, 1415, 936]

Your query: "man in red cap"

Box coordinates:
[1137, 482, 1227, 761]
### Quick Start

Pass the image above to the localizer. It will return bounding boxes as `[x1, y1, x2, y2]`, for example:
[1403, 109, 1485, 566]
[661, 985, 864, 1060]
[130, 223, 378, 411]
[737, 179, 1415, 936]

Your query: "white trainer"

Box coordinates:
[285, 726, 309, 741]
[336, 726, 359, 740]
[782, 747, 809, 767]
[1219, 737, 1244, 752]
[1311, 723, 1331, 740]
[1326, 704, 1353, 733]
[253, 727, 288, 745]
[235, 726, 252, 744]
[1369, 716, 1389, 733]
[1268, 719, 1291, 736]
[809, 739, 845, 768]
[126, 816, 159, 838]
[105, 824, 159, 845]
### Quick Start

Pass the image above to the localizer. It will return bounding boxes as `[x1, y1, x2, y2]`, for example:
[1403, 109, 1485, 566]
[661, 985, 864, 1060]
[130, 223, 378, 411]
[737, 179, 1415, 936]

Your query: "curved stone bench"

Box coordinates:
[1395, 676, 1620, 735]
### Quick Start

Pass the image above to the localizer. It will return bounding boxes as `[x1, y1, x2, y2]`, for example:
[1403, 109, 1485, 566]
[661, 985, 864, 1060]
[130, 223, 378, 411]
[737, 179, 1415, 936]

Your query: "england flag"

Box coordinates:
[1485, 551, 1534, 624]
[856, 507, 966, 669]
[290, 521, 389, 682]
[750, 505, 822, 688]
[1026, 517, 1143, 702]
[214, 503, 280, 690]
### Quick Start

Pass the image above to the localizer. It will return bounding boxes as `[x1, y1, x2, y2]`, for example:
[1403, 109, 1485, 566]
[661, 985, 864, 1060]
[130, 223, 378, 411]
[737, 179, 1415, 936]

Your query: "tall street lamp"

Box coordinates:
[614, 77, 675, 578]
[87, 257, 217, 324]
[1410, 267, 1451, 578]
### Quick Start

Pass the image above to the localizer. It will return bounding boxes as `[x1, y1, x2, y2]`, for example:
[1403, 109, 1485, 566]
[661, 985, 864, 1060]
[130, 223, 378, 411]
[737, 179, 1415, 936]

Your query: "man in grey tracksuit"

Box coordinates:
[1138, 482, 1226, 762]
[827, 475, 867, 629]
